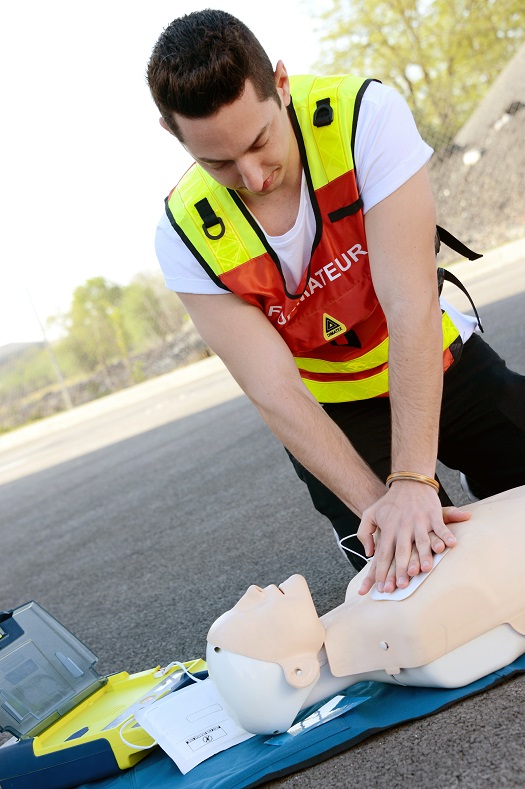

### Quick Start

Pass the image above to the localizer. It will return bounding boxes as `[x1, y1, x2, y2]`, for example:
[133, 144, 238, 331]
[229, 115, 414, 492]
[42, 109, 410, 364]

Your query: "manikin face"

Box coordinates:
[207, 575, 326, 733]
[233, 575, 309, 614]
[162, 63, 298, 199]
[207, 574, 325, 687]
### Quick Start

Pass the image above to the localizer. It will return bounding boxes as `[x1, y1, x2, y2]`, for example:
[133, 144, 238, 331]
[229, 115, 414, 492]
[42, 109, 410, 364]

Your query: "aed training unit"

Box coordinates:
[0, 601, 205, 789]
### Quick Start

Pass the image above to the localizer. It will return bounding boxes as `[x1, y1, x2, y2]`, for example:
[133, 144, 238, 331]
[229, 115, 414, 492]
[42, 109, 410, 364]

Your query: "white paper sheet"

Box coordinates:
[371, 548, 450, 601]
[134, 678, 255, 774]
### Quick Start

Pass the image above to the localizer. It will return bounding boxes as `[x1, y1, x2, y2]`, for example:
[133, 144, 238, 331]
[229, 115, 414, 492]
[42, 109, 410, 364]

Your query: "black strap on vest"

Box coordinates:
[435, 226, 484, 332]
[195, 198, 226, 240]
[438, 267, 484, 333]
[313, 98, 334, 127]
[328, 198, 364, 223]
[436, 225, 482, 261]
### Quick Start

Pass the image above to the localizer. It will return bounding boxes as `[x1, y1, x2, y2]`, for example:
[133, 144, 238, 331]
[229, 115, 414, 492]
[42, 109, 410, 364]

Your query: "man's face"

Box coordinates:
[170, 73, 297, 198]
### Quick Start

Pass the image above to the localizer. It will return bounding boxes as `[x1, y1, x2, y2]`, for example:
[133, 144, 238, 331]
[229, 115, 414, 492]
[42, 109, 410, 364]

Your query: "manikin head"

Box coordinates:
[207, 575, 325, 734]
[147, 10, 298, 197]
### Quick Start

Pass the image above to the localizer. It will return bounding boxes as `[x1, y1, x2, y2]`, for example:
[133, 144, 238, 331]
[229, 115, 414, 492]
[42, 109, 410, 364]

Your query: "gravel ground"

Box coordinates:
[429, 106, 525, 261]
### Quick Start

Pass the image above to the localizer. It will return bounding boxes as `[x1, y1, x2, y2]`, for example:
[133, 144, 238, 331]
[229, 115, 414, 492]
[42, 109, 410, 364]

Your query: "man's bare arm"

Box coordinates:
[178, 291, 386, 516]
[357, 167, 469, 594]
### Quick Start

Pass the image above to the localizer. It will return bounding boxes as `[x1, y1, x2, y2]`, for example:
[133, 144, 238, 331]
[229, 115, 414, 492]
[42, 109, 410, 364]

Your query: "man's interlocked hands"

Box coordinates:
[357, 480, 471, 595]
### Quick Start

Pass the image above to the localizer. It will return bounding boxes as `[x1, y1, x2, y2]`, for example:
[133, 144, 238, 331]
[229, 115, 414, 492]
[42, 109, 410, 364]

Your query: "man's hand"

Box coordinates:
[357, 481, 471, 595]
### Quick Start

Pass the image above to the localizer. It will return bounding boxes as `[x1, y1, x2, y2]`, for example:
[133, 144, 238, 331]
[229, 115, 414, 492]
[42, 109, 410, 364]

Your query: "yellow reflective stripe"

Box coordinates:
[168, 168, 266, 275]
[296, 312, 460, 377]
[442, 310, 460, 345]
[299, 312, 460, 403]
[303, 368, 390, 402]
[290, 75, 364, 189]
[296, 337, 389, 374]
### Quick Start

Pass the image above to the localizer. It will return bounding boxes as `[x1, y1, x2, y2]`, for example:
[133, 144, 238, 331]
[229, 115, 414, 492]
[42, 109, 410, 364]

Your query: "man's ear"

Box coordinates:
[274, 60, 291, 107]
[159, 117, 174, 134]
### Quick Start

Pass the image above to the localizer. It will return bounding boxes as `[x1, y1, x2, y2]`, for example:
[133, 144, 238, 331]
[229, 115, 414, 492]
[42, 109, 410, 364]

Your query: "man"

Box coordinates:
[147, 10, 525, 595]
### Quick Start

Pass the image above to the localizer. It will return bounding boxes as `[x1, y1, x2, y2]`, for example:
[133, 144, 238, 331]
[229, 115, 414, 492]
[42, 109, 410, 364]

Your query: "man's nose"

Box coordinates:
[237, 156, 264, 192]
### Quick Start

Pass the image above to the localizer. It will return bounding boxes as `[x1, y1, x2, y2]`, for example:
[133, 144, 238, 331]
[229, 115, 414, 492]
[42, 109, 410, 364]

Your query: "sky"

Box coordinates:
[0, 0, 324, 347]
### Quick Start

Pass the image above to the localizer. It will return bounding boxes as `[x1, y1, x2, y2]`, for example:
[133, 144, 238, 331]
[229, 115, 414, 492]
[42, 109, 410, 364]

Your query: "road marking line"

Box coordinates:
[0, 459, 26, 473]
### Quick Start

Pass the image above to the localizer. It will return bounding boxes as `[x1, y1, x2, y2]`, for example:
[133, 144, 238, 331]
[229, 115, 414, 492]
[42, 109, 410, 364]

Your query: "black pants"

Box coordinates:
[287, 335, 525, 571]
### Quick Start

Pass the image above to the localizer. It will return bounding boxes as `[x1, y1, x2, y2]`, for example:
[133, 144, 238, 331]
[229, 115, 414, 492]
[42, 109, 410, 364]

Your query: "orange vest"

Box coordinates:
[165, 75, 460, 403]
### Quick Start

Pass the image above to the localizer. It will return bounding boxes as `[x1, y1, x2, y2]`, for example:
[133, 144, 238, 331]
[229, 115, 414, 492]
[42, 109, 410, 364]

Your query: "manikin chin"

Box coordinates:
[206, 486, 525, 735]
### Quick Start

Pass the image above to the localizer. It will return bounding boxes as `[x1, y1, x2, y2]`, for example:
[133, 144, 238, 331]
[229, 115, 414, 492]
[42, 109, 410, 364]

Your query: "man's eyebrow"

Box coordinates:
[198, 123, 270, 164]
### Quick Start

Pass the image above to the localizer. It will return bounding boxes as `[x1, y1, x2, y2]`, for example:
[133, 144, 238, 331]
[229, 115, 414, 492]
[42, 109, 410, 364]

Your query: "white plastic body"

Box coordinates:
[207, 624, 525, 734]
[206, 644, 316, 735]
[306, 623, 525, 704]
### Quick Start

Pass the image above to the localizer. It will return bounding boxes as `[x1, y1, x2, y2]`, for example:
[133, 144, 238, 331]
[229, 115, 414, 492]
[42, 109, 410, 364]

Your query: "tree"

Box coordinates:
[311, 0, 525, 144]
[61, 277, 132, 388]
[0, 345, 54, 400]
[120, 272, 187, 350]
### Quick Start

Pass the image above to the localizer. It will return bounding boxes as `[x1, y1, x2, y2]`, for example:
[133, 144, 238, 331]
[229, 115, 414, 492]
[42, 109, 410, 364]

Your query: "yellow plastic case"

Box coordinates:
[32, 660, 207, 769]
[0, 601, 206, 789]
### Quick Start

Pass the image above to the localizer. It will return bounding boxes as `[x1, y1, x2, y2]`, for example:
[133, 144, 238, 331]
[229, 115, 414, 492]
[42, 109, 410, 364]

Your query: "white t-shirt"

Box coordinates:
[155, 81, 477, 341]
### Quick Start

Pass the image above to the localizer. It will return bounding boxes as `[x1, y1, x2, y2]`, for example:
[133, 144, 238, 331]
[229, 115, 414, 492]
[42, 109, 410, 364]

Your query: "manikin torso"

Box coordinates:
[207, 487, 525, 734]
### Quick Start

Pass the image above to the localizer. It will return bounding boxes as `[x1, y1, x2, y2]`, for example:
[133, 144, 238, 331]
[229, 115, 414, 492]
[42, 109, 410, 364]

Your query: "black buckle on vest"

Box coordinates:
[195, 198, 226, 240]
[313, 98, 333, 127]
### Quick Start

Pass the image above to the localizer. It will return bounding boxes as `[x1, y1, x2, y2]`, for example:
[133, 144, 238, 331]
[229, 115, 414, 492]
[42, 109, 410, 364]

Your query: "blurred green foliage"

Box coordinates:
[312, 0, 524, 144]
[0, 272, 189, 429]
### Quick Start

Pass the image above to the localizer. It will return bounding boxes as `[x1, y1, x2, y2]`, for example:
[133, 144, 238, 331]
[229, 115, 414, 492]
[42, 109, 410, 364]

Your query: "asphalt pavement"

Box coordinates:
[1, 239, 524, 788]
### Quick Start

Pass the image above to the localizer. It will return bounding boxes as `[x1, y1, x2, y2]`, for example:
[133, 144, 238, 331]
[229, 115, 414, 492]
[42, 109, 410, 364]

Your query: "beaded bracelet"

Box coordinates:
[386, 472, 440, 494]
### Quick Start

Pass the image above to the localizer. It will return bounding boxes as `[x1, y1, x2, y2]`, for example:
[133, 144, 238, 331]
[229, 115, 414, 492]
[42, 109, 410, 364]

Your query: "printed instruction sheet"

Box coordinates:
[135, 677, 255, 774]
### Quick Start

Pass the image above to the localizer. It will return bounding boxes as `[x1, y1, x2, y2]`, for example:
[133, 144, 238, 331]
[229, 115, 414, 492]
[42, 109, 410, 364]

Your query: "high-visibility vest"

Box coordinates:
[165, 74, 461, 403]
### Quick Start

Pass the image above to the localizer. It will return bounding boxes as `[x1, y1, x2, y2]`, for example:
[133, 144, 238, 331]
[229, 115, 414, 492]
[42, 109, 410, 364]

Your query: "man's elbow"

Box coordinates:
[249, 375, 316, 422]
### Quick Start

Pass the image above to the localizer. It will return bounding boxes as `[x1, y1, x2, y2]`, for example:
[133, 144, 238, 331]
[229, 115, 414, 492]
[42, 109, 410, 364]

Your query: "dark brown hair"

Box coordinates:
[147, 9, 280, 140]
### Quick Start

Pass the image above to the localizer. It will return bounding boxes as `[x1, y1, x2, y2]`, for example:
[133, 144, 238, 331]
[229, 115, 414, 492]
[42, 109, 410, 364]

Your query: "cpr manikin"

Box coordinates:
[207, 486, 525, 734]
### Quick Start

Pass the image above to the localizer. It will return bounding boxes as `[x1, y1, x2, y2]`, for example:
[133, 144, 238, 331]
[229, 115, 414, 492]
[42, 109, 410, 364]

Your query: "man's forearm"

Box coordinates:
[253, 381, 386, 517]
[387, 300, 444, 477]
[179, 290, 385, 517]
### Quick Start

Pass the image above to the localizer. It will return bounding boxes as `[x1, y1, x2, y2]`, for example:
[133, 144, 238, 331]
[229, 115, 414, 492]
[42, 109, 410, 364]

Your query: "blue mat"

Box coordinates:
[80, 654, 525, 789]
